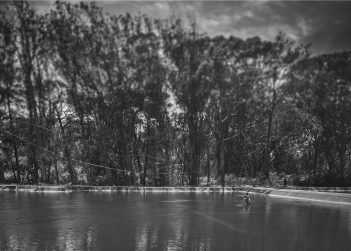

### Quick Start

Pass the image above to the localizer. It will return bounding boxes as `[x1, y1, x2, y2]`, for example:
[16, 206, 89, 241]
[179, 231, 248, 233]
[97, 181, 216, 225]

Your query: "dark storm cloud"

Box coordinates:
[26, 1, 351, 54]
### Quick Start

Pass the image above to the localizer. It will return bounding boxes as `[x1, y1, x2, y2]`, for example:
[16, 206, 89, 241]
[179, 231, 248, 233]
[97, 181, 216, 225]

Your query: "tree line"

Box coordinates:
[0, 1, 350, 186]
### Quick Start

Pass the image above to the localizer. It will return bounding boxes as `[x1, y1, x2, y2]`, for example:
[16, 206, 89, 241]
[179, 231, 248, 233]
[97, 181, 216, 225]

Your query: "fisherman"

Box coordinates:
[243, 191, 251, 205]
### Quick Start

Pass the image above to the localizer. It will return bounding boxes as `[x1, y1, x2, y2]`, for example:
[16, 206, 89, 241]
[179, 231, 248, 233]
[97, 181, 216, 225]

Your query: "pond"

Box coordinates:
[0, 191, 350, 250]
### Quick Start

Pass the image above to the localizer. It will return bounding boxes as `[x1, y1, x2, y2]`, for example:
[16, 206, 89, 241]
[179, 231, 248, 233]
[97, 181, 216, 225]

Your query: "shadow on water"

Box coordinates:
[0, 191, 350, 250]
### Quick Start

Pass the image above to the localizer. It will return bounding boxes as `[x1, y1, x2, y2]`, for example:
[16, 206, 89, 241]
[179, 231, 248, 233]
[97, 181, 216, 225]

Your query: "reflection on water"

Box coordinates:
[0, 191, 350, 251]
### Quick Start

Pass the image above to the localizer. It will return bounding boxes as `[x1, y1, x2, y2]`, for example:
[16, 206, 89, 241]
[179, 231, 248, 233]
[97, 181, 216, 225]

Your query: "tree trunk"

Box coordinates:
[18, 5, 41, 184]
[0, 160, 4, 183]
[263, 78, 277, 177]
[313, 139, 319, 177]
[219, 134, 225, 187]
[56, 108, 76, 184]
[337, 128, 347, 179]
[64, 145, 76, 184]
[206, 146, 210, 184]
[189, 124, 200, 186]
[6, 94, 21, 182]
[23, 64, 40, 183]
[261, 67, 280, 178]
[54, 157, 60, 184]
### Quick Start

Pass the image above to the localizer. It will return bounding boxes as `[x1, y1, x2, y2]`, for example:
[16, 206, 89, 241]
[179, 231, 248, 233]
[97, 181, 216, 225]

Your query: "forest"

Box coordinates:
[0, 1, 350, 187]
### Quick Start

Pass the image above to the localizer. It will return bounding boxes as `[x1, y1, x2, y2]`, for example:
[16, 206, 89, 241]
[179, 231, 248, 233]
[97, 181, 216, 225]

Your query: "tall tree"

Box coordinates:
[162, 20, 213, 185]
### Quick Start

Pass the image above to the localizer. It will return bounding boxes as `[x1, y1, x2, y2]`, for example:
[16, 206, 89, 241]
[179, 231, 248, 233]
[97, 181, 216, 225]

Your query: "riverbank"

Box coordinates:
[1, 184, 351, 204]
[0, 184, 247, 193]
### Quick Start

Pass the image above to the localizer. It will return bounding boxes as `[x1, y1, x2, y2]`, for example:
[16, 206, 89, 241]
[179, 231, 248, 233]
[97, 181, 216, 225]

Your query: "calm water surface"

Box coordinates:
[0, 191, 350, 251]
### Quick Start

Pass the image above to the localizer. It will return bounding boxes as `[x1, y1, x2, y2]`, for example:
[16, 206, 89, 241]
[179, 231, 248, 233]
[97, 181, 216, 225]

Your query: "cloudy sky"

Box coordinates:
[26, 0, 351, 54]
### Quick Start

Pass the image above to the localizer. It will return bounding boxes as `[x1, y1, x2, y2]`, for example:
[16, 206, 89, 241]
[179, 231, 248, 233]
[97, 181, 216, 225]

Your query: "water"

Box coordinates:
[0, 192, 350, 251]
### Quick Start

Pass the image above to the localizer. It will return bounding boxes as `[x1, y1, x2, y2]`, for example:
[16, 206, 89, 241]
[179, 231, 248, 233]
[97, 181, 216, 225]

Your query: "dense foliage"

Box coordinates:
[1, 1, 350, 186]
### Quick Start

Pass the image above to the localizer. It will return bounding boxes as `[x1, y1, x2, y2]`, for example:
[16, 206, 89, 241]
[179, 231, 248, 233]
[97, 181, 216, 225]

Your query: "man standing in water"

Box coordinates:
[243, 192, 251, 205]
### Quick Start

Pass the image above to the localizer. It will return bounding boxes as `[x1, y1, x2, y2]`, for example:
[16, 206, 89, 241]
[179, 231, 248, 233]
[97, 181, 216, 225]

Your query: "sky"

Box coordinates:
[14, 1, 351, 54]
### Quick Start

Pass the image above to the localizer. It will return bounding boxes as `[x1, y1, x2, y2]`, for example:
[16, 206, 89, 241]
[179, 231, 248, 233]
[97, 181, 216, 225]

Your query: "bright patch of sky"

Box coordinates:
[25, 0, 351, 54]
